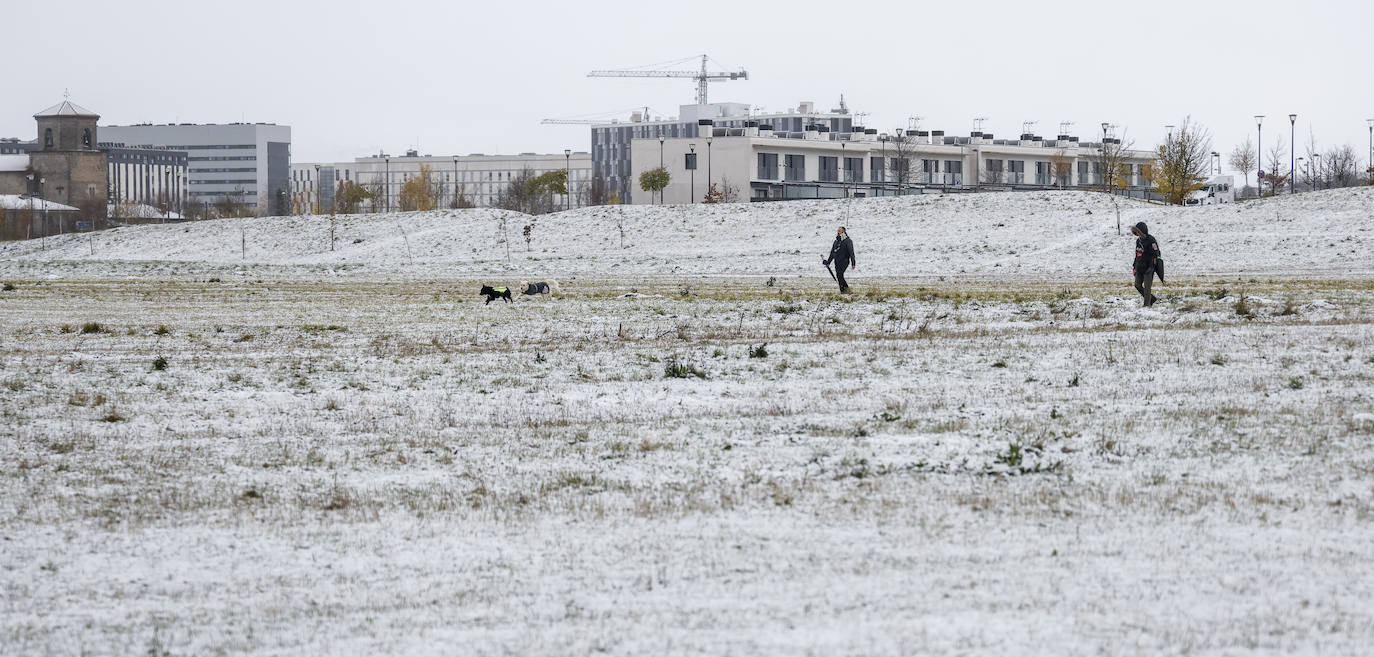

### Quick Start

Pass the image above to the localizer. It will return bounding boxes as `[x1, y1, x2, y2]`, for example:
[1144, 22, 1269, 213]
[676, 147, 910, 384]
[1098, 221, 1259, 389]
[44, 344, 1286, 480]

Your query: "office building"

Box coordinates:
[100, 122, 291, 215]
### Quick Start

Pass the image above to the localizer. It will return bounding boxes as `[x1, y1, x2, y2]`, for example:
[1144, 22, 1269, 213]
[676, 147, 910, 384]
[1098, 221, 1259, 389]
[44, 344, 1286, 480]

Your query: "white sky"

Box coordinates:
[5, 0, 1372, 176]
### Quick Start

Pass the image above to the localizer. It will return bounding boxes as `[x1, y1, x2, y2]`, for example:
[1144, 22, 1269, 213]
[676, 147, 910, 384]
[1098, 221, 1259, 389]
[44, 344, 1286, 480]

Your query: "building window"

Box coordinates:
[757, 153, 778, 180]
[870, 157, 885, 183]
[1008, 160, 1025, 184]
[985, 159, 1004, 182]
[44, 128, 53, 148]
[784, 154, 805, 181]
[83, 129, 92, 148]
[843, 157, 862, 183]
[818, 156, 838, 182]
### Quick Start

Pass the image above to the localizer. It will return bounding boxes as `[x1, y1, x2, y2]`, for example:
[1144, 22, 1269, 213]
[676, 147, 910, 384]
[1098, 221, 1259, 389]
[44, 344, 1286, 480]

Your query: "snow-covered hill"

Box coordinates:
[2, 187, 1371, 278]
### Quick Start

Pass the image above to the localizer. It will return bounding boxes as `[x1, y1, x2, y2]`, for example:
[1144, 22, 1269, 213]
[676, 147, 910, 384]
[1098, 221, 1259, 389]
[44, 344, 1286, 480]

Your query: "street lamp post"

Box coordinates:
[1288, 114, 1297, 194]
[564, 149, 571, 211]
[1101, 122, 1109, 189]
[1255, 115, 1264, 193]
[689, 143, 696, 204]
[384, 156, 390, 212]
[705, 136, 713, 200]
[313, 164, 321, 214]
[841, 141, 848, 197]
[880, 135, 888, 188]
[658, 135, 665, 205]
[453, 157, 459, 209]
[1313, 153, 1322, 190]
[1367, 119, 1373, 185]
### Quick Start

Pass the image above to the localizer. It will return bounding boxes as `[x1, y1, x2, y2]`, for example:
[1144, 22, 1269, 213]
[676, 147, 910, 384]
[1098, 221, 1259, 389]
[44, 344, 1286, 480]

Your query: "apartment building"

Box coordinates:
[632, 124, 1156, 204]
[592, 100, 852, 204]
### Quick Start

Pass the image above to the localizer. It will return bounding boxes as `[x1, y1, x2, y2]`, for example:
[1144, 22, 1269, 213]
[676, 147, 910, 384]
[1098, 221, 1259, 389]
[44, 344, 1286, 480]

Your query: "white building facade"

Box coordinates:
[592, 100, 853, 204]
[632, 125, 1157, 204]
[292, 151, 592, 213]
[99, 123, 292, 215]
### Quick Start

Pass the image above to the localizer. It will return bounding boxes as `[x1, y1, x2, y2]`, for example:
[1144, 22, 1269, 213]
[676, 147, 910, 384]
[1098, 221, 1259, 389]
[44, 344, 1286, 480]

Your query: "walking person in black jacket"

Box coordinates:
[1131, 221, 1161, 306]
[823, 227, 857, 293]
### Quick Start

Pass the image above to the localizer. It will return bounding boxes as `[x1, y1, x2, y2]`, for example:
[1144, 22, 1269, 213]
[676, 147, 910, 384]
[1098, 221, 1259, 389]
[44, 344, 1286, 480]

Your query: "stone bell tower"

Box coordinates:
[28, 97, 107, 213]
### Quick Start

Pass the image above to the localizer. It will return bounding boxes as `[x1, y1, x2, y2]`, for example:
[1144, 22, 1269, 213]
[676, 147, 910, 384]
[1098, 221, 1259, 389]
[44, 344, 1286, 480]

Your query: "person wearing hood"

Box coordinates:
[823, 227, 857, 293]
[1131, 221, 1161, 306]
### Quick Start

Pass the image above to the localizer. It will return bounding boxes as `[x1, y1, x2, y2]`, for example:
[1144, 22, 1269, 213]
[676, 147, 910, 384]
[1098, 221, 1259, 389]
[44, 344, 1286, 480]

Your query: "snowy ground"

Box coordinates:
[2, 190, 1373, 655]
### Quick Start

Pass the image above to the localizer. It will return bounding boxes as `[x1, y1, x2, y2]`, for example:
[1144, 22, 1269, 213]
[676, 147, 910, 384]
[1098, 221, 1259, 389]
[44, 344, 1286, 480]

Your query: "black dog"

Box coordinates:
[479, 285, 512, 305]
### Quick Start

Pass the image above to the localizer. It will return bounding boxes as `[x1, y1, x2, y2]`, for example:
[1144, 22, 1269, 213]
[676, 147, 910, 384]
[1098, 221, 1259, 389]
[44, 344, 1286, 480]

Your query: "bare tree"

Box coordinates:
[1049, 150, 1073, 187]
[586, 175, 609, 207]
[1262, 142, 1289, 197]
[717, 177, 741, 203]
[1228, 137, 1256, 194]
[887, 131, 921, 191]
[1097, 129, 1135, 194]
[980, 158, 1004, 184]
[1325, 144, 1361, 188]
[364, 181, 386, 213]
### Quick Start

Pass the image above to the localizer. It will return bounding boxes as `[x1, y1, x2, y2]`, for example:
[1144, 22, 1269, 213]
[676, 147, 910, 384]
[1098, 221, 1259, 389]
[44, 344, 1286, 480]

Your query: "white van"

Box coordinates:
[1185, 175, 1235, 206]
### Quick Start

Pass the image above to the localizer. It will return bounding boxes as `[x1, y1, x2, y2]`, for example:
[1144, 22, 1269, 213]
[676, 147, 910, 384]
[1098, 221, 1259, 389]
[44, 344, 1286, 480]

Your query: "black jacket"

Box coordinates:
[1132, 223, 1159, 275]
[825, 236, 855, 267]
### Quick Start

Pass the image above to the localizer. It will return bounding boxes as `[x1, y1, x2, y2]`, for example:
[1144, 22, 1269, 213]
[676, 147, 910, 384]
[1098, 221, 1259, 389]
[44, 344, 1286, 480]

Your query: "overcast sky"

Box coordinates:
[5, 0, 1372, 176]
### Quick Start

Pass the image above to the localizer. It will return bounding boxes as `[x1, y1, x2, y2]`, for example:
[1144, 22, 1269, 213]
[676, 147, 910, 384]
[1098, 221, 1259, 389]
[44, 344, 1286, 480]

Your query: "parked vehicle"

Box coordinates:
[1185, 175, 1235, 206]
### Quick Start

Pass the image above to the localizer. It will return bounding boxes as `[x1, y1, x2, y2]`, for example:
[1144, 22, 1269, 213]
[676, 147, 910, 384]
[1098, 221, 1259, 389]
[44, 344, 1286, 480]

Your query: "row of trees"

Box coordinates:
[637, 167, 741, 203]
[1229, 136, 1366, 197]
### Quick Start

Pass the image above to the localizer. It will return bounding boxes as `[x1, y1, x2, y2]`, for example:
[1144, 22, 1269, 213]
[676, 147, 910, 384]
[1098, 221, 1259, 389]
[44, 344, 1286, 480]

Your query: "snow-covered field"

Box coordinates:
[2, 189, 1373, 655]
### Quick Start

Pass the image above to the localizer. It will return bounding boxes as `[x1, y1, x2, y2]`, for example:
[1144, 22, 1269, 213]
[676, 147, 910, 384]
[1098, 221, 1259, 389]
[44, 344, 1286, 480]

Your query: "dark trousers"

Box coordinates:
[835, 261, 850, 292]
[1134, 268, 1155, 306]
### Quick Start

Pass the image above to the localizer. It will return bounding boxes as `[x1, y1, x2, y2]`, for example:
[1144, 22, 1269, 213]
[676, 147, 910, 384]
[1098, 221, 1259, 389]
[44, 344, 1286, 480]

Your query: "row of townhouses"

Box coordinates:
[609, 101, 1155, 204]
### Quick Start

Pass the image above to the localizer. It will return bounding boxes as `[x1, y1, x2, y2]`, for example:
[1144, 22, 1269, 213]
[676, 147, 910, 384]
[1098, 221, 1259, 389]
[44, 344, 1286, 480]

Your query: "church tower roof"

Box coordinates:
[34, 100, 100, 119]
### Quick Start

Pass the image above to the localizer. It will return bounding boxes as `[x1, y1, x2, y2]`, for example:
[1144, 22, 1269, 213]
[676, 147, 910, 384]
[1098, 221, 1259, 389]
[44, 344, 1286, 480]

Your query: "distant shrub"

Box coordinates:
[991, 359, 1007, 368]
[100, 410, 126, 423]
[1211, 353, 1228, 366]
[154, 325, 170, 336]
[996, 442, 1024, 467]
[663, 357, 706, 379]
[749, 343, 768, 359]
[151, 355, 168, 371]
[1, 283, 15, 291]
[1288, 377, 1304, 390]
[80, 322, 103, 334]
[774, 303, 802, 314]
[1234, 294, 1253, 318]
[1208, 288, 1229, 301]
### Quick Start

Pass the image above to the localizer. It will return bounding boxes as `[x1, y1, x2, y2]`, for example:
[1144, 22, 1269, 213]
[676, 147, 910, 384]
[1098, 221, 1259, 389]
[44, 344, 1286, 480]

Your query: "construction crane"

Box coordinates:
[587, 55, 747, 106]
